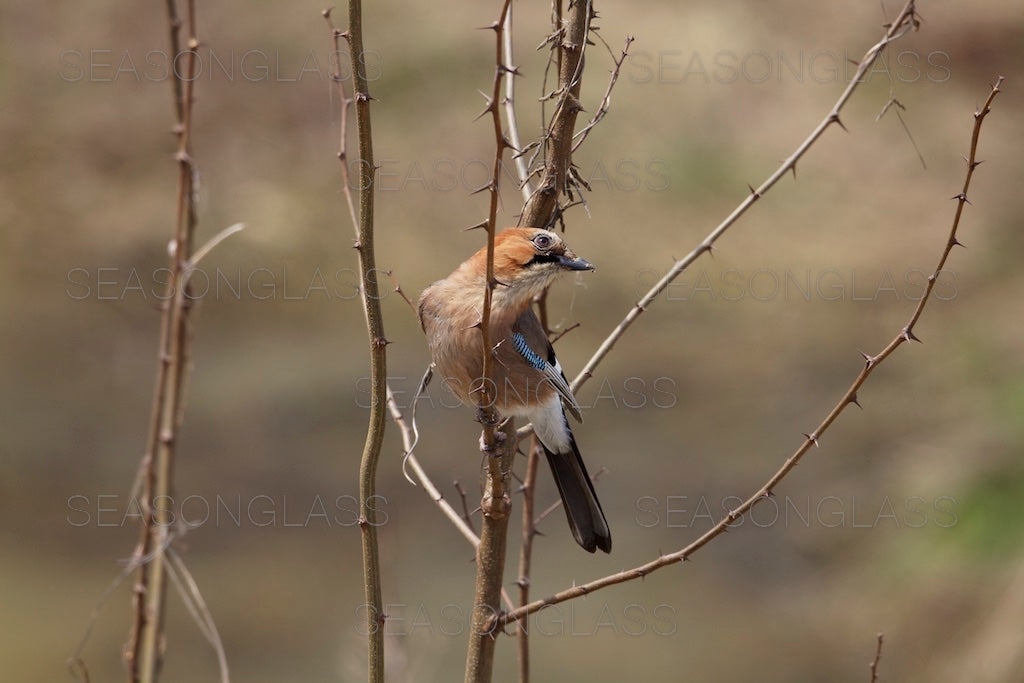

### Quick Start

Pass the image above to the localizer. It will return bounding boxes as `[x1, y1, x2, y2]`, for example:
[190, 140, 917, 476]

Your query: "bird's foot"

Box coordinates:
[478, 429, 507, 457]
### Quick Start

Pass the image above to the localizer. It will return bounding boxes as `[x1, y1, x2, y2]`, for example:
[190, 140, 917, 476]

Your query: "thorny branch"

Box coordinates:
[465, 1, 516, 679]
[491, 73, 1004, 632]
[517, 0, 922, 443]
[520, 0, 594, 228]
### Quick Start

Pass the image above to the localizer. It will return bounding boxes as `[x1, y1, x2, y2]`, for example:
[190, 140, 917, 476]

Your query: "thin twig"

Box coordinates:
[571, 35, 633, 153]
[324, 8, 359, 232]
[517, 0, 921, 443]
[454, 480, 479, 535]
[165, 549, 230, 683]
[868, 632, 885, 683]
[492, 73, 1003, 633]
[548, 322, 580, 346]
[387, 387, 518, 614]
[384, 269, 418, 318]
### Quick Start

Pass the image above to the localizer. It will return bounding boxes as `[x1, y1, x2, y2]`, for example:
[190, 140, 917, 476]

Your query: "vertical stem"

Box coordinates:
[465, 3, 514, 681]
[465, 419, 517, 683]
[521, 0, 590, 227]
[515, 437, 542, 683]
[127, 2, 199, 682]
[346, 1, 387, 681]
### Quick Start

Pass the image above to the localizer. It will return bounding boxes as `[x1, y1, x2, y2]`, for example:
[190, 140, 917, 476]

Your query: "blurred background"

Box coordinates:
[4, 0, 1023, 680]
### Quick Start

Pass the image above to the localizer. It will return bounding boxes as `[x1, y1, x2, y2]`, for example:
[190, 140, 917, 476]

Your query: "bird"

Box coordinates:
[418, 227, 611, 553]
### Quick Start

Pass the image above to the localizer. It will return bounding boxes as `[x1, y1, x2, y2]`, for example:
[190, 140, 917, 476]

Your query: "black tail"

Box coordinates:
[543, 437, 611, 553]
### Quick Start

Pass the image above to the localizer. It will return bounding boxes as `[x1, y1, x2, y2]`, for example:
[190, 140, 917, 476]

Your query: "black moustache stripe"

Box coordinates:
[525, 253, 561, 267]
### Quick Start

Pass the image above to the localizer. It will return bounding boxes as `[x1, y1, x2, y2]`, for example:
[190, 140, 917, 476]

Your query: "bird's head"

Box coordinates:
[483, 227, 593, 305]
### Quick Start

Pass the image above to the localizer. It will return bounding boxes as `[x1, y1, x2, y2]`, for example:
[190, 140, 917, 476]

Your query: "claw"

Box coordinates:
[479, 429, 507, 456]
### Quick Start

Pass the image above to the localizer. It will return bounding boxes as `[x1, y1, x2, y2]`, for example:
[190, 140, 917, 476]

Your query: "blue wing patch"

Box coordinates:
[513, 332, 547, 370]
[511, 331, 583, 423]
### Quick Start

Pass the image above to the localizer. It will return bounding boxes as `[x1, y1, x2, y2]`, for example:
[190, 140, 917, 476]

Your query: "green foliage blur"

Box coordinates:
[4, 1, 1023, 681]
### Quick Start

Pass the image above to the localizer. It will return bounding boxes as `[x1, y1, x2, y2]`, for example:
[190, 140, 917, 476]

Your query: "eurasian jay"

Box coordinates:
[418, 227, 611, 553]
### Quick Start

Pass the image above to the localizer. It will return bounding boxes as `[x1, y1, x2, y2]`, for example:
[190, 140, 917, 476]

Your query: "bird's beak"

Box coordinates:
[557, 252, 594, 271]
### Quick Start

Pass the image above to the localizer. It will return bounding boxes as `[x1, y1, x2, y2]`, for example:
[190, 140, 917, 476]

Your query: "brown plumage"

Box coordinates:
[418, 227, 611, 553]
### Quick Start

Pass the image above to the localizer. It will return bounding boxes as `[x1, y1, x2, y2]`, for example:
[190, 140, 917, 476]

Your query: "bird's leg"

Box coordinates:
[478, 429, 508, 456]
[476, 408, 508, 457]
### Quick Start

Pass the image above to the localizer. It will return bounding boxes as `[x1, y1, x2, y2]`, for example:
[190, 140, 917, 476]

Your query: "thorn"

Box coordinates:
[802, 432, 820, 448]
[747, 184, 761, 199]
[474, 99, 496, 121]
[950, 192, 971, 205]
[901, 327, 921, 343]
[950, 236, 965, 249]
[463, 220, 489, 232]
[829, 112, 848, 131]
[471, 182, 495, 196]
[353, 240, 362, 250]
[859, 350, 874, 366]
[789, 163, 797, 180]
[849, 393, 863, 409]
[764, 490, 776, 498]
[321, 8, 332, 18]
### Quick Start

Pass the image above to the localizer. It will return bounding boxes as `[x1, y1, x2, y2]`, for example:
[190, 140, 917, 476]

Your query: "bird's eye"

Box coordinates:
[532, 233, 553, 250]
